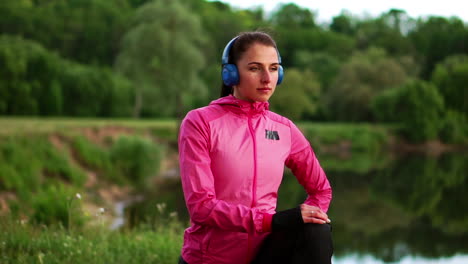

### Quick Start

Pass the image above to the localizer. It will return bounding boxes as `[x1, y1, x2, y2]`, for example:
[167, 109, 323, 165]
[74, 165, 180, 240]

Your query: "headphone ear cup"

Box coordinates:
[222, 64, 239, 86]
[277, 65, 284, 85]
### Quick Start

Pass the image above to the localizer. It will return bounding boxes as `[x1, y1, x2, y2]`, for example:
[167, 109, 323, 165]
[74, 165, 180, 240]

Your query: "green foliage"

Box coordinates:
[73, 135, 164, 187]
[110, 136, 163, 187]
[372, 81, 446, 142]
[355, 10, 415, 56]
[0, 35, 134, 117]
[270, 69, 320, 120]
[293, 51, 341, 90]
[439, 110, 468, 144]
[115, 0, 207, 118]
[270, 3, 316, 29]
[1, 0, 468, 145]
[431, 54, 468, 115]
[31, 183, 85, 227]
[377, 80, 445, 141]
[409, 16, 468, 79]
[0, 0, 132, 66]
[372, 153, 468, 234]
[371, 86, 403, 123]
[330, 11, 357, 36]
[299, 123, 390, 156]
[60, 64, 134, 117]
[323, 47, 408, 121]
[0, 216, 184, 264]
[73, 136, 113, 174]
[0, 138, 42, 198]
[0, 136, 86, 200]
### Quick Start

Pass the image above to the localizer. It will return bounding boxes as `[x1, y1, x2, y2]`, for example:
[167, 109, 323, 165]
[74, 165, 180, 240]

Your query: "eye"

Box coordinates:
[249, 67, 259, 71]
[270, 66, 279, 72]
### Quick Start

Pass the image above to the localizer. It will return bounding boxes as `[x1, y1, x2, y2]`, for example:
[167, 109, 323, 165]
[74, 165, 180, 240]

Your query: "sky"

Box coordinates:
[212, 0, 468, 23]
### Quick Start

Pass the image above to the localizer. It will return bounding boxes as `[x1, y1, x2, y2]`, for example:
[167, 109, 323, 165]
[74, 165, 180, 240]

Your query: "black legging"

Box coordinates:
[252, 223, 333, 264]
[179, 223, 333, 264]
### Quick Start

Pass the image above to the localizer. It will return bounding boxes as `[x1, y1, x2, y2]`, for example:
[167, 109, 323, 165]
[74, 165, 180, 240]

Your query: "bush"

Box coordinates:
[73, 136, 113, 174]
[371, 87, 403, 123]
[398, 81, 445, 142]
[439, 110, 468, 144]
[372, 80, 445, 142]
[110, 136, 163, 187]
[431, 54, 468, 115]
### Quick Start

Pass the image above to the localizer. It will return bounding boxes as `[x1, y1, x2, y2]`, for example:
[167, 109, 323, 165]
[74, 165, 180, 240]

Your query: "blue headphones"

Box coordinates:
[221, 36, 284, 86]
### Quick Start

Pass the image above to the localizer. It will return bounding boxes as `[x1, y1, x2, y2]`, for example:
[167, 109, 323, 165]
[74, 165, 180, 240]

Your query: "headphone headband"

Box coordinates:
[221, 37, 238, 65]
[221, 36, 283, 65]
[221, 35, 284, 86]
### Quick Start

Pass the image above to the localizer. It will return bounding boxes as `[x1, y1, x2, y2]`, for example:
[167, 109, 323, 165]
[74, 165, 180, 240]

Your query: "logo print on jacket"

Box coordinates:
[265, 130, 280, 140]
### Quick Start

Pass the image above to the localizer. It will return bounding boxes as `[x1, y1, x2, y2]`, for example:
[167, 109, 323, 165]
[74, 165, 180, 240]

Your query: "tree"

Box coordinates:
[115, 0, 207, 118]
[269, 68, 320, 121]
[293, 51, 341, 90]
[409, 16, 468, 79]
[431, 54, 468, 115]
[372, 80, 445, 142]
[323, 47, 408, 121]
[0, 35, 133, 117]
[270, 3, 316, 29]
[194, 0, 262, 103]
[354, 12, 414, 56]
[330, 11, 356, 36]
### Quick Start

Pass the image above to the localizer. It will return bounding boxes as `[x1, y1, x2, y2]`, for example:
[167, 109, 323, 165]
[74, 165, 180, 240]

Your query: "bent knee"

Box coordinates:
[302, 223, 332, 240]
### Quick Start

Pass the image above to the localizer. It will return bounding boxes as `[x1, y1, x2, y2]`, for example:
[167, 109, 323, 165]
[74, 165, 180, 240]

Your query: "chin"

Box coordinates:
[257, 95, 272, 102]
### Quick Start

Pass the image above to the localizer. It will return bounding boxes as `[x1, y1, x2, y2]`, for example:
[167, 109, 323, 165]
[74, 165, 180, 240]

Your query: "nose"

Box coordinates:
[261, 69, 272, 84]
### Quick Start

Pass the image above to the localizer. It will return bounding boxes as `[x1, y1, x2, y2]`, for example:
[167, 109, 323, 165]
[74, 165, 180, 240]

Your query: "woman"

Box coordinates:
[178, 31, 333, 264]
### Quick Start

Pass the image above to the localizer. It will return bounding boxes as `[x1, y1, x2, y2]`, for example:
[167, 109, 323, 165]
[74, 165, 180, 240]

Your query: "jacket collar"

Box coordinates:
[209, 95, 269, 116]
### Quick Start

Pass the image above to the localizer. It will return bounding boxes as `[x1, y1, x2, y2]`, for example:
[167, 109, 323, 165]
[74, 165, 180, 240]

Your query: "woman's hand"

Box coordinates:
[301, 204, 331, 224]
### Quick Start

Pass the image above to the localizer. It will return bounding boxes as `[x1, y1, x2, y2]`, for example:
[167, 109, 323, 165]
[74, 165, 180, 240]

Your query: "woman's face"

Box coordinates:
[233, 43, 280, 102]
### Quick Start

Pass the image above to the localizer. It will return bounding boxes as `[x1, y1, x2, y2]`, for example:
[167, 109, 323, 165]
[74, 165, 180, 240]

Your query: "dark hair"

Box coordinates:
[220, 31, 279, 97]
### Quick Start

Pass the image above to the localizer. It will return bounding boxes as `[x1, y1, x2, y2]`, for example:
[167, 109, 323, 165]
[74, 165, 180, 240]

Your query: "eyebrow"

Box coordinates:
[247, 62, 280, 66]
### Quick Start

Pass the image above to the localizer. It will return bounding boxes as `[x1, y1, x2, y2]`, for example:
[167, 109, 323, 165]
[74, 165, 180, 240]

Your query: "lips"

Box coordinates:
[257, 88, 272, 91]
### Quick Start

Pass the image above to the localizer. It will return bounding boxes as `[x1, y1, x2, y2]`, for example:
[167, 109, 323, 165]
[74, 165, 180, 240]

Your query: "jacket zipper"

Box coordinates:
[248, 115, 258, 207]
[247, 114, 258, 263]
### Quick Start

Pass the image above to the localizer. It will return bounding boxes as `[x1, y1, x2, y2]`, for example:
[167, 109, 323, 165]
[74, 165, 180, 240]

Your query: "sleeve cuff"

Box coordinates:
[262, 213, 274, 232]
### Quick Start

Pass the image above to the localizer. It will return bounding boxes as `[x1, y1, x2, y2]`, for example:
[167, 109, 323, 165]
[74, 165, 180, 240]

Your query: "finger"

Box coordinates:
[302, 216, 328, 224]
[308, 210, 331, 223]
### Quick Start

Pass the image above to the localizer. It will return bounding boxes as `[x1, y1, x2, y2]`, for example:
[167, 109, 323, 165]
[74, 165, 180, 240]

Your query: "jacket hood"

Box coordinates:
[209, 95, 269, 115]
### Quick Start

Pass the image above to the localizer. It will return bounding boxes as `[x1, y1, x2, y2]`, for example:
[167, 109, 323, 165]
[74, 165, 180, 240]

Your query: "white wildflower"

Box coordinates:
[75, 193, 82, 200]
[156, 203, 166, 213]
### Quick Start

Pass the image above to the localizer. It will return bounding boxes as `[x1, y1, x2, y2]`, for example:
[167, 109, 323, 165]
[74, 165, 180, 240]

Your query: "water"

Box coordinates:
[126, 152, 468, 263]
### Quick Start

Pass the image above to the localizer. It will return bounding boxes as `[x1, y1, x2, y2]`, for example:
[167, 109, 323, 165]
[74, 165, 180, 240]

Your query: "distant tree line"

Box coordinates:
[0, 0, 467, 143]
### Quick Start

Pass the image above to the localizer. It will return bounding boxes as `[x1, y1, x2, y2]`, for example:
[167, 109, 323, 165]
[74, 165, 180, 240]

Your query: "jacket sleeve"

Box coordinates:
[285, 121, 332, 213]
[178, 110, 268, 233]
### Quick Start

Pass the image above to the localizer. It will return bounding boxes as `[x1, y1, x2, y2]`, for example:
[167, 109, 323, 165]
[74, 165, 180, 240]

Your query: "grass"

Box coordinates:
[0, 216, 184, 264]
[0, 117, 178, 137]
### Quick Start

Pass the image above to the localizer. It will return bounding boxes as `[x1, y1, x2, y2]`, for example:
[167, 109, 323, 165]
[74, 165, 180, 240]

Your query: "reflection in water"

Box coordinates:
[333, 254, 468, 264]
[125, 152, 468, 263]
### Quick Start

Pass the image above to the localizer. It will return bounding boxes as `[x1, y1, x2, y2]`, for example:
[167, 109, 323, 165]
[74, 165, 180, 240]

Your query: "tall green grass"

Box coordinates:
[72, 135, 164, 187]
[0, 136, 86, 200]
[0, 216, 184, 264]
[0, 132, 164, 227]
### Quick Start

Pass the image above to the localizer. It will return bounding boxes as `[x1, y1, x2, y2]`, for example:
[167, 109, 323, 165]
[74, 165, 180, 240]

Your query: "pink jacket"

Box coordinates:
[178, 95, 332, 264]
